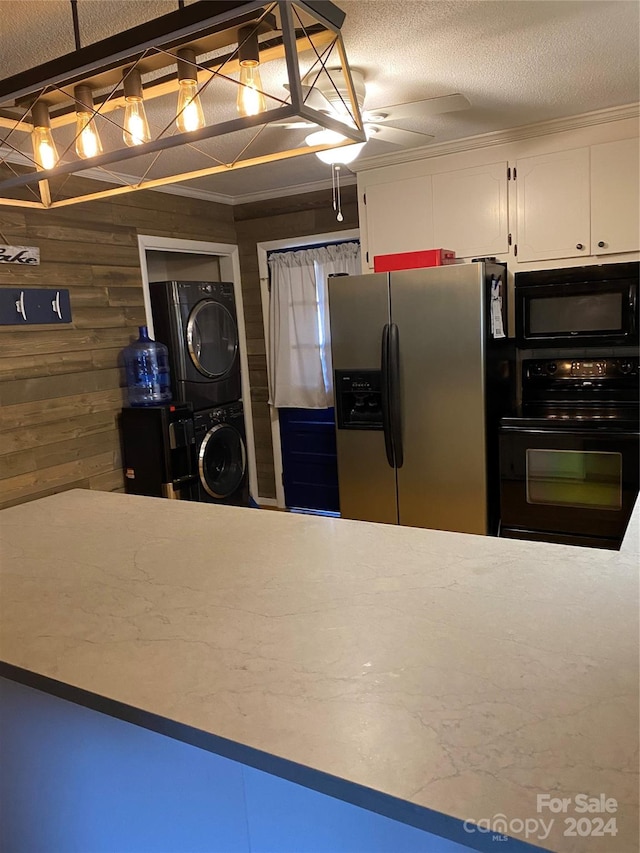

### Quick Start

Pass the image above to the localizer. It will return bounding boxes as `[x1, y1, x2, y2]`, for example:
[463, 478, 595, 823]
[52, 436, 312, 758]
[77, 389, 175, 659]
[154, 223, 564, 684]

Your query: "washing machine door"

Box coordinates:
[187, 300, 238, 378]
[198, 424, 247, 499]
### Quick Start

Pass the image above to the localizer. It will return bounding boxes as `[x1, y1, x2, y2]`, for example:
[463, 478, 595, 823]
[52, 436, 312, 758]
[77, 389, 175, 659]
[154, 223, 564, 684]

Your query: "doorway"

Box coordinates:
[137, 234, 259, 504]
[258, 231, 360, 512]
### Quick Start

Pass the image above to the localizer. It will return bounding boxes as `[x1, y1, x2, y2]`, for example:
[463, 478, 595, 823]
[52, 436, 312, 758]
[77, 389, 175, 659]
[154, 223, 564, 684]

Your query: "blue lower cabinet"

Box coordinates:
[279, 407, 339, 512]
[0, 678, 249, 853]
[243, 766, 473, 853]
[0, 678, 481, 853]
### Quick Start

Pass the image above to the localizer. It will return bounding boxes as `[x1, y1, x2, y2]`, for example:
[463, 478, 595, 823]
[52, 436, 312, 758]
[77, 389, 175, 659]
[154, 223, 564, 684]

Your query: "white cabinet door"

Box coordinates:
[364, 176, 433, 267]
[591, 137, 640, 256]
[432, 162, 509, 258]
[516, 148, 590, 262]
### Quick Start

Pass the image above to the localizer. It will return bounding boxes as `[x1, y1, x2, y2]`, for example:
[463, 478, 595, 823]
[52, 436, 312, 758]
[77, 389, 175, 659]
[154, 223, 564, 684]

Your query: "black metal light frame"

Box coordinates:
[0, 0, 365, 209]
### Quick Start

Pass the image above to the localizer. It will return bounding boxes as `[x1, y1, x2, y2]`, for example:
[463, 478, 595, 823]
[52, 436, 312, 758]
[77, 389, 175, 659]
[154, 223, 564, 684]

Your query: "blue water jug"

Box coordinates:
[123, 326, 172, 407]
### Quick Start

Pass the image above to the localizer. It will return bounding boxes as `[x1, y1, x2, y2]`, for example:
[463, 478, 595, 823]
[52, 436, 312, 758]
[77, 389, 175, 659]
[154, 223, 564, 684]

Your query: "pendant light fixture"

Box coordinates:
[122, 68, 151, 147]
[30, 101, 58, 170]
[176, 49, 205, 133]
[236, 25, 266, 117]
[0, 1, 365, 210]
[73, 85, 103, 159]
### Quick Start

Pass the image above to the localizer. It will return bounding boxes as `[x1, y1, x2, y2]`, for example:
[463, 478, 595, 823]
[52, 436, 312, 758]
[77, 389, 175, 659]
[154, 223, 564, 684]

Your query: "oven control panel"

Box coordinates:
[525, 357, 638, 381]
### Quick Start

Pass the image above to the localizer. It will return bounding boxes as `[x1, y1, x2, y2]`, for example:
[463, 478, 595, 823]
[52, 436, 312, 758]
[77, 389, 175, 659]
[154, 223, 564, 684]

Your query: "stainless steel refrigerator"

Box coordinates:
[328, 263, 512, 535]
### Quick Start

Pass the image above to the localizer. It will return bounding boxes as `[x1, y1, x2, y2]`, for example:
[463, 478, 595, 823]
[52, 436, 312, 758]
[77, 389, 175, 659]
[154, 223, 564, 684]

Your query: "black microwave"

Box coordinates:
[515, 262, 639, 348]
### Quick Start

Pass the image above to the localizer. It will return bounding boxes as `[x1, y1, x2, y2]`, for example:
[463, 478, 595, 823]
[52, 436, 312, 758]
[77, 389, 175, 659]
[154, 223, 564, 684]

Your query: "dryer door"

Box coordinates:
[187, 300, 238, 378]
[198, 424, 247, 499]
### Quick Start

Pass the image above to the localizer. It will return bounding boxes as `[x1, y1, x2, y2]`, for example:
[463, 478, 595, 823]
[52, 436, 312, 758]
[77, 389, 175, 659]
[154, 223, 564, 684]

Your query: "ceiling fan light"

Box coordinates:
[315, 142, 365, 164]
[305, 129, 346, 147]
[305, 128, 366, 164]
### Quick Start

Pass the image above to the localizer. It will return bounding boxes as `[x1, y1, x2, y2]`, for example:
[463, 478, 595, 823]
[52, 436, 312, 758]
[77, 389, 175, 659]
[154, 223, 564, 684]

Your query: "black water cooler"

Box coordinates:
[121, 404, 197, 500]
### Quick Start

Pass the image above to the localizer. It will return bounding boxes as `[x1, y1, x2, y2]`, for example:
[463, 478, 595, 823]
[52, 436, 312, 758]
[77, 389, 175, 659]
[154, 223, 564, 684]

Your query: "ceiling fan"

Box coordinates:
[279, 69, 471, 160]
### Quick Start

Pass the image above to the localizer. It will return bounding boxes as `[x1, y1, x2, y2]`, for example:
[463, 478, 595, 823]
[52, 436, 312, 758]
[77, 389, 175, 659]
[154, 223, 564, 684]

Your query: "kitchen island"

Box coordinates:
[0, 490, 638, 852]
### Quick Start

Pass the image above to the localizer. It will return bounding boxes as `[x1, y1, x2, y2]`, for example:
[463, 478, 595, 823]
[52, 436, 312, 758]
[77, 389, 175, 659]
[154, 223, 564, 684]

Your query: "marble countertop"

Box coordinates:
[1, 490, 638, 853]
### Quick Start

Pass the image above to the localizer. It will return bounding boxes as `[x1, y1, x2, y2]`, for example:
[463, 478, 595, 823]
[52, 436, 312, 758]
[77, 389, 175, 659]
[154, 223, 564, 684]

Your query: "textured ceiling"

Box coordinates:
[0, 0, 638, 201]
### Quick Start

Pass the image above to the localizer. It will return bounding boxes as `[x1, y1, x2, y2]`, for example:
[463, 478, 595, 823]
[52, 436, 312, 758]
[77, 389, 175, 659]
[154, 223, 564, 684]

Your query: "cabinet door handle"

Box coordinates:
[576, 243, 584, 250]
[597, 241, 606, 248]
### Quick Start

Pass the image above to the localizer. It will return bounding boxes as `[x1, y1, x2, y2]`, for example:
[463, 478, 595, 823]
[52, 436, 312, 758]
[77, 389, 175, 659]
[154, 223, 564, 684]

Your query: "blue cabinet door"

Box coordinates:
[279, 408, 339, 512]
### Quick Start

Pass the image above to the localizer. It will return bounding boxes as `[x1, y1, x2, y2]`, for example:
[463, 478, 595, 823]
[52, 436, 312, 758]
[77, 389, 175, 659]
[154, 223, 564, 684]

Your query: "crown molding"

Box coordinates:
[77, 165, 239, 205]
[94, 169, 357, 206]
[351, 102, 640, 172]
[230, 174, 356, 205]
[0, 148, 238, 206]
[128, 179, 235, 206]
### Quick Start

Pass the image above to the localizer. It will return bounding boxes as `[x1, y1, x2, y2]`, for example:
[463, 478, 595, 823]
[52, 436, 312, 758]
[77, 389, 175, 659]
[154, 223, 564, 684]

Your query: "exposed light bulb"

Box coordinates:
[237, 65, 266, 117]
[32, 127, 58, 170]
[176, 49, 205, 133]
[74, 86, 103, 160]
[122, 68, 151, 147]
[236, 25, 266, 117]
[176, 79, 205, 132]
[76, 115, 102, 158]
[123, 99, 150, 146]
[30, 101, 58, 171]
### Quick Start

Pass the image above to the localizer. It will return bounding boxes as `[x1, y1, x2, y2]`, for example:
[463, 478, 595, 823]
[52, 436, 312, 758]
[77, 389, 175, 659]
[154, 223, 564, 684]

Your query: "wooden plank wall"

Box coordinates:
[233, 184, 359, 499]
[0, 176, 235, 509]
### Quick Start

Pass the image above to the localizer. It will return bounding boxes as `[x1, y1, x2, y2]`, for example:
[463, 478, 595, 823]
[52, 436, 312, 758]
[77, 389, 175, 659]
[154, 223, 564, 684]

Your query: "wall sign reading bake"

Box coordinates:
[0, 288, 72, 324]
[0, 245, 40, 265]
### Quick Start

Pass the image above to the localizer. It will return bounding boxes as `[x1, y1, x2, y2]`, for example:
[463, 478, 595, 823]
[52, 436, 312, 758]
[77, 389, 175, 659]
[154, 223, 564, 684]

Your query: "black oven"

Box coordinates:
[499, 357, 639, 549]
[515, 262, 638, 348]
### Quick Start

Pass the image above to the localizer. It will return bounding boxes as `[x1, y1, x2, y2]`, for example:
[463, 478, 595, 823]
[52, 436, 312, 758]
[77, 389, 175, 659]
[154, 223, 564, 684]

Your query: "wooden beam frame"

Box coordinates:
[1, 137, 360, 210]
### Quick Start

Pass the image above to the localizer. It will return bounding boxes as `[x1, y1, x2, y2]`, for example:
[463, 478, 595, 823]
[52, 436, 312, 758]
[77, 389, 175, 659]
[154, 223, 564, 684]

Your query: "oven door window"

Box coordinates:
[526, 449, 622, 510]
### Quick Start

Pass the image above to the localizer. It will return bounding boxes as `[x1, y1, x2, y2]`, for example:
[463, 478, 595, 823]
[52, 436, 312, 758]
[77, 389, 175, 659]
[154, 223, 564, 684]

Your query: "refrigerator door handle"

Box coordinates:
[381, 323, 395, 468]
[389, 322, 403, 468]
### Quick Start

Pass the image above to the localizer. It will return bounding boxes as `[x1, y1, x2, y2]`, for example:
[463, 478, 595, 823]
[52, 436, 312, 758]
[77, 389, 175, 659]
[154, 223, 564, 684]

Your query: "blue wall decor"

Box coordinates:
[0, 288, 72, 325]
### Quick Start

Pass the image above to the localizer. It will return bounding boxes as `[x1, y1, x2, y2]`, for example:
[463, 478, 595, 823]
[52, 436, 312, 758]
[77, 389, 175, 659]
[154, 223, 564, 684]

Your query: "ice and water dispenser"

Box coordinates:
[335, 370, 383, 430]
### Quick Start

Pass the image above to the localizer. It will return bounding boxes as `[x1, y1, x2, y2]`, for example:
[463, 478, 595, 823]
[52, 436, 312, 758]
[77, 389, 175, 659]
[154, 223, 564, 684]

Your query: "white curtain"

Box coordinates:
[268, 241, 360, 408]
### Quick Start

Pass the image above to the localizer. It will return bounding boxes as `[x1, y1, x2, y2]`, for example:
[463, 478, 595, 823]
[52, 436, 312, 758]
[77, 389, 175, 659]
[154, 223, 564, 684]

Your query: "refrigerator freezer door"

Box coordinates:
[329, 274, 398, 524]
[391, 265, 488, 534]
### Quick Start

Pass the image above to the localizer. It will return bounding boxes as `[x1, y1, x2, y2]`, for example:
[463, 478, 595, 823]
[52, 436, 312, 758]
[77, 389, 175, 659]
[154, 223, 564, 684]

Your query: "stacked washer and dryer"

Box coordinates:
[150, 281, 249, 507]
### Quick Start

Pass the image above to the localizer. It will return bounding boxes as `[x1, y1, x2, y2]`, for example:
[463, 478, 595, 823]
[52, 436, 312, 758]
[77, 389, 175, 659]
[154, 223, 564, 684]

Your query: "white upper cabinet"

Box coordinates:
[432, 162, 509, 258]
[358, 125, 638, 270]
[364, 176, 434, 267]
[590, 137, 640, 256]
[515, 148, 591, 263]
